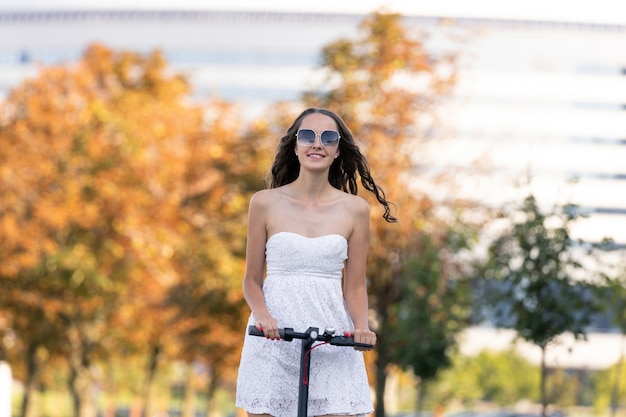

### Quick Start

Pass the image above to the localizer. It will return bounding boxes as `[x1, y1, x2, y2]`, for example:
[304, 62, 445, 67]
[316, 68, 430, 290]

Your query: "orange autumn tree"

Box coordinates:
[0, 44, 253, 417]
[0, 43, 192, 417]
[166, 102, 274, 417]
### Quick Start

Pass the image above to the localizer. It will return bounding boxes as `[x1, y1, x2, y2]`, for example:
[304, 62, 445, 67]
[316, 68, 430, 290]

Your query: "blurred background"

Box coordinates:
[1, 1, 626, 417]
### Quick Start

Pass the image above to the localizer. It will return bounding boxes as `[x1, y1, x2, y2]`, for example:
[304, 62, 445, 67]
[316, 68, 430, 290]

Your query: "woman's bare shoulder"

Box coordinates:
[250, 188, 281, 207]
[340, 192, 370, 214]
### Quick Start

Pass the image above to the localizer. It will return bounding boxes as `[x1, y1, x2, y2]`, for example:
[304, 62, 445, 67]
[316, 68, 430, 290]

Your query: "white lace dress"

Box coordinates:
[236, 232, 373, 417]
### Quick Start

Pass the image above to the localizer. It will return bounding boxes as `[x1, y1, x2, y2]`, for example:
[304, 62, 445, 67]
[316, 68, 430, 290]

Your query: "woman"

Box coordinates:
[236, 108, 396, 417]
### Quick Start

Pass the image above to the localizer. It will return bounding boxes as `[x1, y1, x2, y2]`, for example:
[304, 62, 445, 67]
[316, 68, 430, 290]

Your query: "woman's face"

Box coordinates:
[295, 113, 340, 170]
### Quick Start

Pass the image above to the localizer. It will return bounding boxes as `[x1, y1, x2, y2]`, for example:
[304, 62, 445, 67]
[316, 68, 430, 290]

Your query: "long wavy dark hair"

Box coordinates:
[267, 108, 397, 223]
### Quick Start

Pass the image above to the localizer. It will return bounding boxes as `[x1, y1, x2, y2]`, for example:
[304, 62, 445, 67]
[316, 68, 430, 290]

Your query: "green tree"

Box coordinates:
[482, 194, 604, 417]
[390, 232, 474, 413]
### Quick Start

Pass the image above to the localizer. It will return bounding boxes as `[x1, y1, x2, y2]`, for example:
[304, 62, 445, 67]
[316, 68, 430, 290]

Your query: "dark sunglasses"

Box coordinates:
[296, 129, 341, 147]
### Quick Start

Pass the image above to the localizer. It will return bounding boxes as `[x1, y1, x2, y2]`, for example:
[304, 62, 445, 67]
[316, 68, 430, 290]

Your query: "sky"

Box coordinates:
[1, 0, 626, 25]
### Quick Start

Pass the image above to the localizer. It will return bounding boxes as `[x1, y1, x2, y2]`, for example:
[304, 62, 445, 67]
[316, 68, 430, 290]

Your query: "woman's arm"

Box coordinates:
[241, 190, 280, 340]
[343, 196, 377, 350]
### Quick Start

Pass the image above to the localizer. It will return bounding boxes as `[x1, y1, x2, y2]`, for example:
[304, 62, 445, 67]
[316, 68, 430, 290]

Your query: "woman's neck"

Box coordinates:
[288, 174, 335, 202]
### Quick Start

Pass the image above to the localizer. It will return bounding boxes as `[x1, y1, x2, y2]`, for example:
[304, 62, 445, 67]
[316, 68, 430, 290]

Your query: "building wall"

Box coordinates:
[442, 19, 626, 247]
[2, 9, 624, 246]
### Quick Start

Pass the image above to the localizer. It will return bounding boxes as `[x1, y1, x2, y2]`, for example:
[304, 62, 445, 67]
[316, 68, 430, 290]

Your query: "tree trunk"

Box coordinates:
[68, 357, 96, 417]
[374, 358, 387, 417]
[21, 343, 40, 417]
[375, 326, 389, 417]
[540, 345, 548, 417]
[611, 334, 625, 417]
[205, 367, 220, 417]
[415, 380, 426, 416]
[67, 323, 96, 417]
[182, 363, 196, 417]
[142, 344, 161, 417]
[374, 290, 395, 417]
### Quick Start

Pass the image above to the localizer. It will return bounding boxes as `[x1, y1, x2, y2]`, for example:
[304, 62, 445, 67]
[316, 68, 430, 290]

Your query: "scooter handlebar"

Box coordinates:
[248, 325, 374, 349]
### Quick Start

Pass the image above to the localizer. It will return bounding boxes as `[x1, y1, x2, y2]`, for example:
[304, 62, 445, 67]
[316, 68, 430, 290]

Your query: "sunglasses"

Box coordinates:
[296, 129, 341, 147]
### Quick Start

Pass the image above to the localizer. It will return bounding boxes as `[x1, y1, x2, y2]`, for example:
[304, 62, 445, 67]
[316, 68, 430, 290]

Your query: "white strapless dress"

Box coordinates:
[235, 232, 373, 417]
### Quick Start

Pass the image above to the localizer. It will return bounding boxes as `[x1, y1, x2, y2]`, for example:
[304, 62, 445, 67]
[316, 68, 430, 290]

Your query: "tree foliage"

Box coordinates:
[2, 43, 194, 417]
[0, 43, 259, 417]
[481, 194, 604, 416]
[389, 232, 475, 412]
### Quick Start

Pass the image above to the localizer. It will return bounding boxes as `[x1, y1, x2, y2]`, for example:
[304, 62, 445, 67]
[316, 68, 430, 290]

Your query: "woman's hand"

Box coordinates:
[253, 312, 280, 340]
[353, 328, 376, 351]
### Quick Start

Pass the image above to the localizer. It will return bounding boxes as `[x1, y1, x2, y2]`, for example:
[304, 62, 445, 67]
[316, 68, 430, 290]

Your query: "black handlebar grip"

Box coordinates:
[330, 336, 374, 349]
[329, 336, 354, 346]
[248, 325, 288, 339]
[248, 325, 264, 337]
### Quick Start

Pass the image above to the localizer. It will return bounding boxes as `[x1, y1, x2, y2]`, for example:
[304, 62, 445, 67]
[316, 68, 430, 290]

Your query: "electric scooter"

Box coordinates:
[248, 325, 374, 417]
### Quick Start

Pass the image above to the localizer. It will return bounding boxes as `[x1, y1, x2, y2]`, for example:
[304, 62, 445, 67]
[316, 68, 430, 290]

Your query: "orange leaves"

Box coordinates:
[0, 43, 272, 400]
[0, 44, 180, 309]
